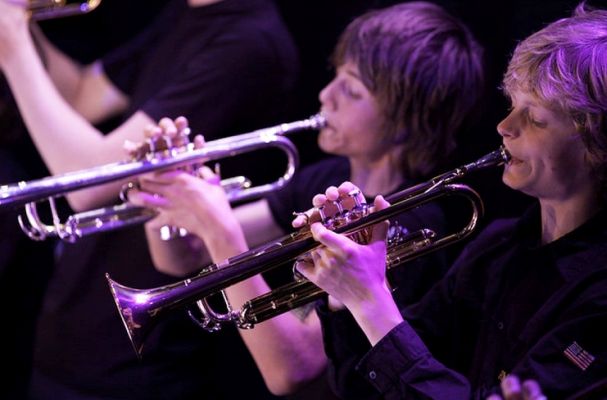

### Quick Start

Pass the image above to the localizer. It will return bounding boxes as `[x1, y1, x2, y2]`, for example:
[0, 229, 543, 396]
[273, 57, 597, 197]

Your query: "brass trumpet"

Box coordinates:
[29, 0, 102, 20]
[106, 147, 510, 357]
[0, 114, 326, 242]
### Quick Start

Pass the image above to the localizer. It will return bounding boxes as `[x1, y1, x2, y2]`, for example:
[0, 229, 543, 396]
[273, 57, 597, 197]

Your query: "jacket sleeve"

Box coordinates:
[356, 321, 470, 400]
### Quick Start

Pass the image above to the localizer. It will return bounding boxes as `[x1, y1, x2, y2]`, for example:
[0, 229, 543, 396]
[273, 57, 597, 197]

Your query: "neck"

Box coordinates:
[348, 152, 405, 197]
[539, 185, 601, 244]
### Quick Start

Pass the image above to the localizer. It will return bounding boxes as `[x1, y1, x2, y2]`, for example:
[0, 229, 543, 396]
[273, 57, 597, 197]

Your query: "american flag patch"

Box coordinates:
[564, 342, 595, 371]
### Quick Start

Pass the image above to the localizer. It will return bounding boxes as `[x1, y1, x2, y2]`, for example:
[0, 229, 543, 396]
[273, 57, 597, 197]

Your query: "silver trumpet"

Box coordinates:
[106, 147, 510, 357]
[0, 114, 326, 242]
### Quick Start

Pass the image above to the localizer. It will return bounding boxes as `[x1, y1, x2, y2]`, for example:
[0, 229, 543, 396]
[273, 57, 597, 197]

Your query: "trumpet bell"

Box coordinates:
[106, 275, 159, 356]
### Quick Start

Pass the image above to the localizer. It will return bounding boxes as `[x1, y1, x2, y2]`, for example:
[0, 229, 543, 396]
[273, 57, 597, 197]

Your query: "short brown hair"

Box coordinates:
[332, 1, 484, 178]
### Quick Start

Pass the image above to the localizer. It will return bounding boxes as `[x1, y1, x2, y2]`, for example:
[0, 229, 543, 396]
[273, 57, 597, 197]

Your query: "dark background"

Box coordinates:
[6, 0, 607, 221]
[1, 0, 607, 398]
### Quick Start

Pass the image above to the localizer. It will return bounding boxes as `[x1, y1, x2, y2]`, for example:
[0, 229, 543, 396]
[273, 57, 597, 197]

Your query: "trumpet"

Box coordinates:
[106, 147, 510, 357]
[29, 0, 102, 20]
[0, 114, 326, 242]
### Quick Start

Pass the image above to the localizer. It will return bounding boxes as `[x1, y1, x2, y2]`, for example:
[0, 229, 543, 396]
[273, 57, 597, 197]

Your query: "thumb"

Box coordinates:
[310, 222, 353, 257]
[198, 166, 221, 184]
[370, 195, 390, 243]
[294, 259, 314, 280]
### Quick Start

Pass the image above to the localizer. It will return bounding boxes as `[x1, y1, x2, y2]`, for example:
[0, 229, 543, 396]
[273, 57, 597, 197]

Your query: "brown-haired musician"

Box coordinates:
[128, 1, 485, 396]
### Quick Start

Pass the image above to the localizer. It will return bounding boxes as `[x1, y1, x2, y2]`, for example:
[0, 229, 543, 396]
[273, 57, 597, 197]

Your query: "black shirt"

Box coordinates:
[29, 0, 297, 398]
[320, 203, 607, 399]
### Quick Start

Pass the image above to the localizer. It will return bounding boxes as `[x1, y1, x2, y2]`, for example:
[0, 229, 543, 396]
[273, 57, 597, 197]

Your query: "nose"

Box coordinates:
[497, 110, 518, 139]
[319, 78, 337, 111]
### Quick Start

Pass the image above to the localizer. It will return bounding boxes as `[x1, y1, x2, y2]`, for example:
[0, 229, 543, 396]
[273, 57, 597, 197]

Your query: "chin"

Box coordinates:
[318, 136, 341, 155]
[502, 174, 537, 198]
[318, 142, 334, 154]
[502, 172, 522, 191]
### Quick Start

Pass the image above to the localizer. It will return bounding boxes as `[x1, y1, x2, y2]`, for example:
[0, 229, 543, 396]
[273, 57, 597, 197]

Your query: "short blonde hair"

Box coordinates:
[503, 3, 607, 190]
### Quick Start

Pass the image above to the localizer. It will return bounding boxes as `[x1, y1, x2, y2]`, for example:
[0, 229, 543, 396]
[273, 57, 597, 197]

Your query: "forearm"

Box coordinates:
[347, 284, 404, 346]
[31, 25, 128, 124]
[357, 321, 471, 400]
[321, 310, 470, 400]
[2, 36, 108, 172]
[145, 226, 211, 277]
[145, 203, 249, 276]
[215, 209, 327, 394]
[31, 24, 83, 104]
[225, 277, 327, 395]
[2, 37, 126, 209]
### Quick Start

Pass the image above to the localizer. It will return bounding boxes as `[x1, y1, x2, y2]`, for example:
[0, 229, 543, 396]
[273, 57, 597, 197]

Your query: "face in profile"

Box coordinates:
[317, 61, 389, 162]
[497, 89, 592, 200]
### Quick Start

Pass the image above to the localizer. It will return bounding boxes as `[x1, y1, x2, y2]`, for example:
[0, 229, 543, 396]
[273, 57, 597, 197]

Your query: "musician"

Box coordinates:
[128, 1, 485, 395]
[295, 3, 607, 398]
[0, 0, 297, 398]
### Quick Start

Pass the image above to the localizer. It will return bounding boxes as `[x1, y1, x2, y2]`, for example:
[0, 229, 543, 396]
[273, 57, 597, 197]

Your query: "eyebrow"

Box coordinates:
[342, 66, 362, 80]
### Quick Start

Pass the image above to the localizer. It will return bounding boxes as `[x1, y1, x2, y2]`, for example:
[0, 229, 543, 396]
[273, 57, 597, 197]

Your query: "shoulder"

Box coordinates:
[298, 157, 350, 183]
[465, 217, 519, 251]
[447, 217, 519, 274]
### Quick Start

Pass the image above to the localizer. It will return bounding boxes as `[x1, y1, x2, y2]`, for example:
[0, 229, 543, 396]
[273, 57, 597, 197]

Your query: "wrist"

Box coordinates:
[203, 221, 248, 262]
[347, 285, 403, 346]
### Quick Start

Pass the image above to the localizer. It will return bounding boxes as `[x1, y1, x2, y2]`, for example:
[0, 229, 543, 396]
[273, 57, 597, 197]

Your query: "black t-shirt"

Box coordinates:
[318, 204, 607, 399]
[30, 0, 297, 398]
[103, 0, 298, 137]
[102, 0, 300, 185]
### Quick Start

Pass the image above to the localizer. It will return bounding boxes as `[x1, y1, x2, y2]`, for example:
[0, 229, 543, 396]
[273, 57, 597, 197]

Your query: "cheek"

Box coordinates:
[546, 148, 586, 184]
[545, 133, 582, 164]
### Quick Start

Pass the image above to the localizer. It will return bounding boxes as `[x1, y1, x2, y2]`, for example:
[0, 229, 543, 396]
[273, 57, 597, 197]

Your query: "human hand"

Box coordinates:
[486, 375, 546, 400]
[128, 166, 230, 237]
[125, 116, 233, 239]
[124, 116, 197, 161]
[291, 180, 370, 228]
[124, 116, 195, 232]
[295, 182, 391, 313]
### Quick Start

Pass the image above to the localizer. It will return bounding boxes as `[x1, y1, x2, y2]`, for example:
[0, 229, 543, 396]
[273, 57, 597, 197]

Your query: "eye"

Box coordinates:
[340, 80, 362, 99]
[524, 109, 547, 128]
[528, 113, 547, 128]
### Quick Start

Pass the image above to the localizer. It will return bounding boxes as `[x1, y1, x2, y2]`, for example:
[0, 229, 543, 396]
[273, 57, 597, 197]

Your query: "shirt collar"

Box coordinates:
[514, 202, 607, 280]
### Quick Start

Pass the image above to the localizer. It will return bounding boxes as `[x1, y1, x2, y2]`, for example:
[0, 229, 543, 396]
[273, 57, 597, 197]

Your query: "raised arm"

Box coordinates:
[0, 2, 150, 211]
[30, 24, 128, 124]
